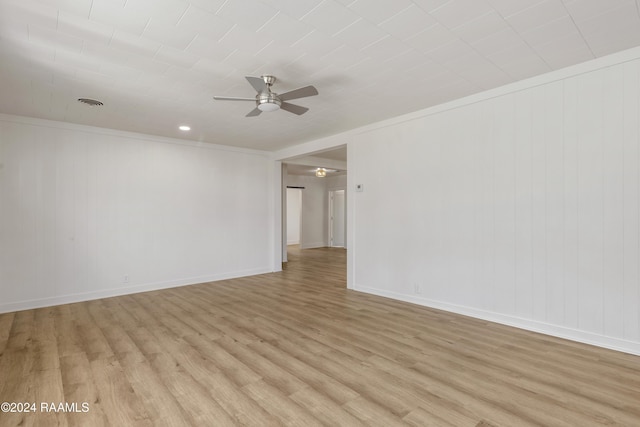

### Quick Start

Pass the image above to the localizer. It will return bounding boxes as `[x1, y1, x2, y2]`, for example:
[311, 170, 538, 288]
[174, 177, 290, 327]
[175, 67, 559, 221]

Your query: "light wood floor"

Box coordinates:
[1, 247, 639, 426]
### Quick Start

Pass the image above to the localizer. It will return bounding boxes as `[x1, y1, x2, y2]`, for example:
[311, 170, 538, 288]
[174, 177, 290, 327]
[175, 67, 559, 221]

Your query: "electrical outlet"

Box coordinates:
[414, 283, 421, 295]
[123, 275, 129, 284]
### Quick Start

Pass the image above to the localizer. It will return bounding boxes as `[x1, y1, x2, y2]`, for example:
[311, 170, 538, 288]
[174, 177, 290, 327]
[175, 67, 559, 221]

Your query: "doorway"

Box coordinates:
[329, 189, 346, 248]
[279, 146, 348, 287]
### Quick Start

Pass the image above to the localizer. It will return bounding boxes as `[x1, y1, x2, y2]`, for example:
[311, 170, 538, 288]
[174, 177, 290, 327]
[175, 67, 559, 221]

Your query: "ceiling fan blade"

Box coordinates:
[279, 85, 318, 101]
[213, 96, 256, 101]
[246, 76, 267, 93]
[246, 107, 262, 117]
[280, 102, 309, 115]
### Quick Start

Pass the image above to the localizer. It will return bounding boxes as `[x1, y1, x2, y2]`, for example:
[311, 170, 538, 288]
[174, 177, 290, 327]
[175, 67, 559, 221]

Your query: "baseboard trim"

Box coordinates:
[300, 242, 327, 249]
[0, 267, 272, 314]
[355, 285, 640, 357]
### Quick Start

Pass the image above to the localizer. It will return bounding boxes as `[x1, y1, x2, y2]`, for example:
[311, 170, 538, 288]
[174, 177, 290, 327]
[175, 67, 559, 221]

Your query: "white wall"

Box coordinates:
[348, 53, 640, 355]
[0, 115, 274, 313]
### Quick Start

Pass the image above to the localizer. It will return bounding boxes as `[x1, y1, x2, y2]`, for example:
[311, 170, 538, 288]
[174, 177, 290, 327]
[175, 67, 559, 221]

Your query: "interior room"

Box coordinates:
[1, 0, 640, 425]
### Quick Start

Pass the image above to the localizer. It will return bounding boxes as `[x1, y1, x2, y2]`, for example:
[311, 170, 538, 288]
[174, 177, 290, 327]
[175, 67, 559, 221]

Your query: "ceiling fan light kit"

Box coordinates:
[213, 75, 318, 117]
[257, 94, 281, 112]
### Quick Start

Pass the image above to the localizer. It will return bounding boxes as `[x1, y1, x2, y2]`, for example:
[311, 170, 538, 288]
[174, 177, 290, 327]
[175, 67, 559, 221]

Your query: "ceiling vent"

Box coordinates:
[77, 98, 103, 106]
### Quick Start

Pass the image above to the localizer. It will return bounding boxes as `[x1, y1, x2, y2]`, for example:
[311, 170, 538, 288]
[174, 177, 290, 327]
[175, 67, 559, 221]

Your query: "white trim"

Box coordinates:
[0, 267, 272, 314]
[270, 160, 283, 272]
[328, 189, 334, 248]
[273, 45, 640, 162]
[281, 163, 289, 263]
[284, 155, 347, 171]
[346, 144, 355, 290]
[355, 285, 640, 357]
[273, 133, 350, 161]
[0, 113, 271, 157]
[351, 47, 640, 137]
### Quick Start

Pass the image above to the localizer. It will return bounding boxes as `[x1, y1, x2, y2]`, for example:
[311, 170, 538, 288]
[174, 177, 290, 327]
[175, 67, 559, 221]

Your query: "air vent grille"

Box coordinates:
[77, 98, 103, 106]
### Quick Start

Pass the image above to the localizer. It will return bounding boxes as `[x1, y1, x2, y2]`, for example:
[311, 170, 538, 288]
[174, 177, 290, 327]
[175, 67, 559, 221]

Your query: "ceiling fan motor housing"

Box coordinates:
[261, 75, 277, 87]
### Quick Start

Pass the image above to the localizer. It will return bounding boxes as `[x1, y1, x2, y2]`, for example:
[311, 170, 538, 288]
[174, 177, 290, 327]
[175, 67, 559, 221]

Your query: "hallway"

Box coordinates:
[283, 245, 346, 290]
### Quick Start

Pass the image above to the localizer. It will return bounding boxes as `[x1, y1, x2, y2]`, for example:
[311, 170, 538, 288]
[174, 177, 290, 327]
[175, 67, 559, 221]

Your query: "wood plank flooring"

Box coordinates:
[1, 246, 639, 426]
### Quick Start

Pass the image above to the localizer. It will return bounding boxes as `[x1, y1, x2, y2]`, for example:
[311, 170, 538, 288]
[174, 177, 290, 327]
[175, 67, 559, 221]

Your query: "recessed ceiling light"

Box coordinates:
[179, 125, 191, 131]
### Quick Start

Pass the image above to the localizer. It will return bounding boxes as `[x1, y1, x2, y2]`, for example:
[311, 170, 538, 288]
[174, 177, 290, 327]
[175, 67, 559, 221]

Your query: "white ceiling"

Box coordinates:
[1, 0, 640, 152]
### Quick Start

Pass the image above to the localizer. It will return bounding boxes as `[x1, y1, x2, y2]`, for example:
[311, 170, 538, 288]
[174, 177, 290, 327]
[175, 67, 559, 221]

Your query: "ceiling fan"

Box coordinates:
[213, 75, 318, 117]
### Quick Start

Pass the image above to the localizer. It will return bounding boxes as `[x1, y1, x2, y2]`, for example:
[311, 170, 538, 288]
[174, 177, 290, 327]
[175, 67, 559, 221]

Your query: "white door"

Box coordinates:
[329, 190, 345, 247]
[286, 188, 302, 245]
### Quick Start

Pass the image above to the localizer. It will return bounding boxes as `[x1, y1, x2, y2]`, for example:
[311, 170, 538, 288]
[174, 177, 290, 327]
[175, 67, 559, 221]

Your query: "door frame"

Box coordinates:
[328, 188, 346, 248]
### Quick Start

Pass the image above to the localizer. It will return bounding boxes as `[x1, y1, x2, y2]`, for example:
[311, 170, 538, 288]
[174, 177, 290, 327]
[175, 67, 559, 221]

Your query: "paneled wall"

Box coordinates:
[351, 57, 640, 354]
[0, 116, 273, 313]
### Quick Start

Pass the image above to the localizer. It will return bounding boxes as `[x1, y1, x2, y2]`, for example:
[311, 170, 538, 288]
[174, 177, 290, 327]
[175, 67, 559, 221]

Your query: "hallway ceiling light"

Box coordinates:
[316, 168, 327, 178]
